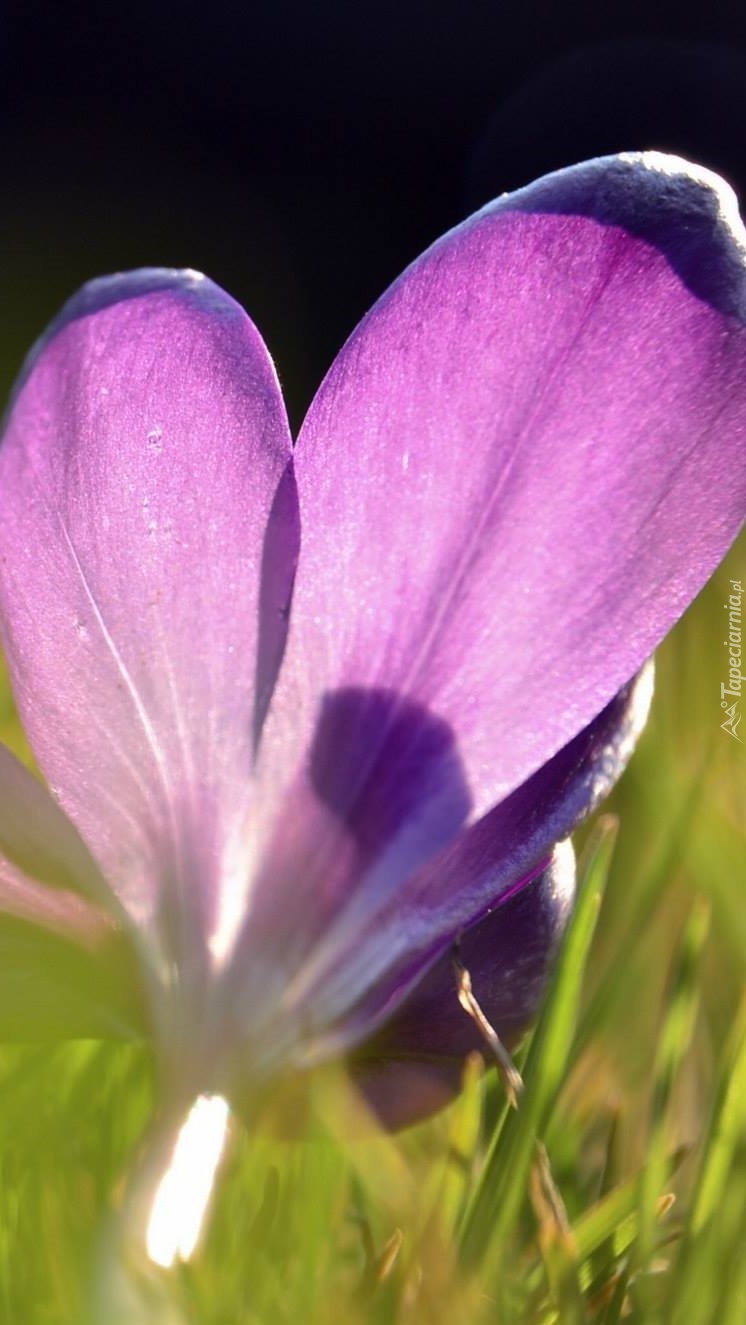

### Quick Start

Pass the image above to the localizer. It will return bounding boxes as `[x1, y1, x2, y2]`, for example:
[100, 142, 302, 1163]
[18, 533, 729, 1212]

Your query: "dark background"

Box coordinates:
[3, 1, 746, 429]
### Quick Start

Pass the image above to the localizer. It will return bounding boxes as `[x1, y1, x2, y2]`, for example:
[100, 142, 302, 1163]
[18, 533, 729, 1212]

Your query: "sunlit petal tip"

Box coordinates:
[6, 268, 264, 418]
[502, 151, 746, 319]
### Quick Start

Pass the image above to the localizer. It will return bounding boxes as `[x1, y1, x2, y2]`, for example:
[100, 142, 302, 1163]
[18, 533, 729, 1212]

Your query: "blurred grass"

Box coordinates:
[0, 534, 744, 1323]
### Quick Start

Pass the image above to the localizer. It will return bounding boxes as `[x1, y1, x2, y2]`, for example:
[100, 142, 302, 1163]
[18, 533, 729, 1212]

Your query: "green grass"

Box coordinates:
[0, 537, 744, 1324]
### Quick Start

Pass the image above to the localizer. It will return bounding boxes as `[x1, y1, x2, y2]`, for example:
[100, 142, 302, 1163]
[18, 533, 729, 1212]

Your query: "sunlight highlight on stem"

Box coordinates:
[146, 1094, 231, 1269]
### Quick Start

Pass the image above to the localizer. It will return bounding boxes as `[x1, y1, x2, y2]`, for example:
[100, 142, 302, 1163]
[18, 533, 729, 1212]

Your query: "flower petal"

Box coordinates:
[260, 152, 746, 846]
[0, 739, 119, 934]
[234, 155, 746, 1055]
[0, 271, 297, 968]
[0, 744, 145, 1037]
[240, 155, 746, 1020]
[0, 742, 108, 904]
[226, 668, 649, 1074]
[349, 845, 575, 1130]
[0, 911, 146, 1039]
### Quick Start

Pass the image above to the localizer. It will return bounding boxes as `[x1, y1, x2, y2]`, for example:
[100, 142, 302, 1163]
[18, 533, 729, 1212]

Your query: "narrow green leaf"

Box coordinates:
[630, 898, 709, 1321]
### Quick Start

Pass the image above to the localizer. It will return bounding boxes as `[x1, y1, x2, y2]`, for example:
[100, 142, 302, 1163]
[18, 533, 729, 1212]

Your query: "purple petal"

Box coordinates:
[349, 846, 575, 1130]
[0, 271, 297, 968]
[0, 911, 146, 1039]
[287, 667, 651, 1050]
[0, 742, 108, 904]
[227, 669, 649, 1074]
[0, 853, 113, 946]
[236, 153, 746, 1051]
[260, 152, 746, 848]
[0, 743, 145, 1036]
[0, 740, 117, 939]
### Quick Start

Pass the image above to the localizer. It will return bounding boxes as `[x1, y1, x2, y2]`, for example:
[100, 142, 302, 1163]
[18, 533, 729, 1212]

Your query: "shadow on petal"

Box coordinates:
[309, 685, 472, 872]
[253, 460, 301, 751]
[236, 686, 472, 1003]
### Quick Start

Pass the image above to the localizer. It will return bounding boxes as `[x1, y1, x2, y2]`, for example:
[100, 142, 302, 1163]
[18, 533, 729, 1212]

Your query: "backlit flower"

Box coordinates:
[1, 152, 745, 1146]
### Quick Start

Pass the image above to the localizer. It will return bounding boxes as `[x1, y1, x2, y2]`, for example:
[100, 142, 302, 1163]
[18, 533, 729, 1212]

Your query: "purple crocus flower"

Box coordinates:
[1, 151, 745, 1165]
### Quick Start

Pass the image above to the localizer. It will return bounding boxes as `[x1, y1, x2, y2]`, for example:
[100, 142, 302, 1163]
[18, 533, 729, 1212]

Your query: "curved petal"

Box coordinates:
[349, 845, 575, 1130]
[0, 271, 297, 971]
[226, 668, 650, 1073]
[247, 153, 746, 968]
[0, 853, 113, 947]
[0, 740, 145, 1035]
[0, 911, 146, 1039]
[0, 739, 121, 938]
[0, 742, 109, 904]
